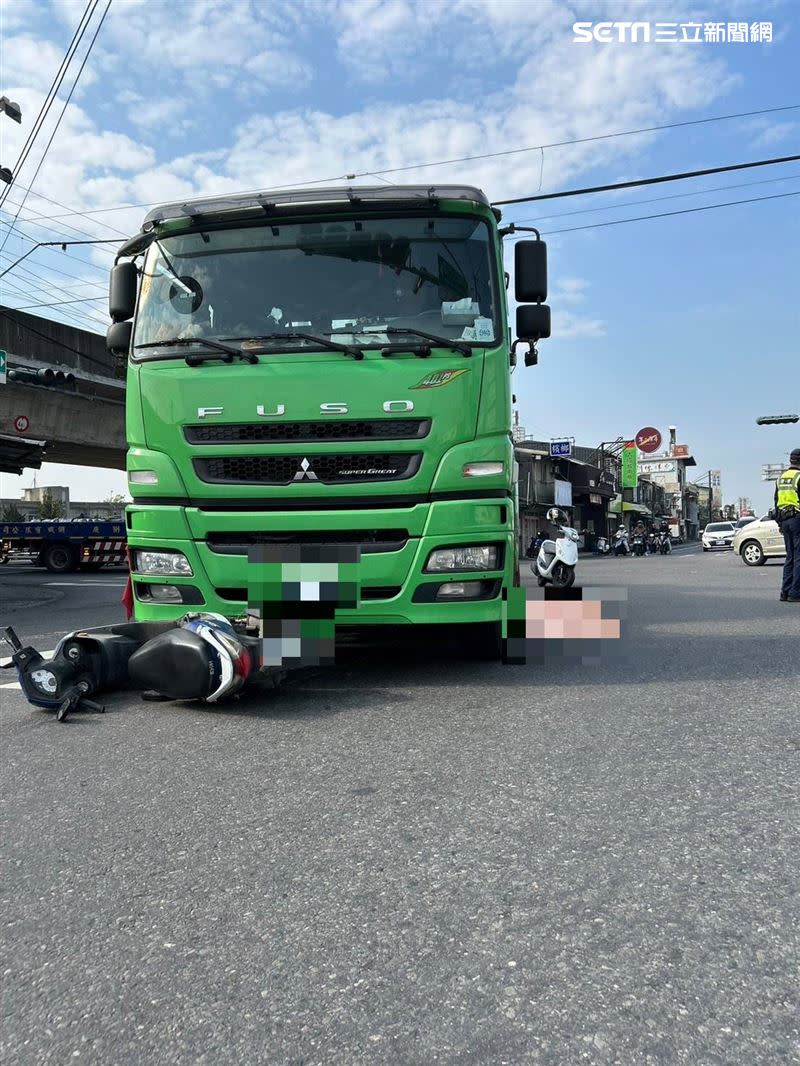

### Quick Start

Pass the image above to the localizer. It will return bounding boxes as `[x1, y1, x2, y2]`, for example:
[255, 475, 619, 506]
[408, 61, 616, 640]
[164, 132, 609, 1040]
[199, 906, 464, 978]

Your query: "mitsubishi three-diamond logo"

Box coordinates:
[293, 457, 318, 482]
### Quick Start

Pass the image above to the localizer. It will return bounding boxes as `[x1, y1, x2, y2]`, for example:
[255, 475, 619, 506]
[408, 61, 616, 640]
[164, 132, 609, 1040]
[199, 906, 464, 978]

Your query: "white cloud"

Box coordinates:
[551, 309, 606, 338]
[0, 0, 743, 340]
[553, 277, 589, 304]
[745, 117, 797, 148]
[93, 0, 313, 102]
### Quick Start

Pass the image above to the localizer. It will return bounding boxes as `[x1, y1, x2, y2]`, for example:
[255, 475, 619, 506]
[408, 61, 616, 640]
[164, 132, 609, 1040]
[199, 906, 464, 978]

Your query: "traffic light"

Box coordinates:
[756, 414, 799, 425]
[7, 366, 76, 388]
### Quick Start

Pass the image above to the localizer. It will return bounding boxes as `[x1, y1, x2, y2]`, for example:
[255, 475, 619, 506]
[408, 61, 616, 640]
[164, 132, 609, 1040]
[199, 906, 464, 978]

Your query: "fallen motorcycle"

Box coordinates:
[2, 613, 265, 722]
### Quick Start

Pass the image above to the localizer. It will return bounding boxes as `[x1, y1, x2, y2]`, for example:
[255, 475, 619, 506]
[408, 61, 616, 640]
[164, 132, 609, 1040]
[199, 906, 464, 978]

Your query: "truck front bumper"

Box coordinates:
[127, 497, 516, 625]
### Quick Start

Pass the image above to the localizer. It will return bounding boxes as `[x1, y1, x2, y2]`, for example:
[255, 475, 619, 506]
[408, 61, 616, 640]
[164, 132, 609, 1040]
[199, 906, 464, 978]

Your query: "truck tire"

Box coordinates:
[44, 543, 79, 573]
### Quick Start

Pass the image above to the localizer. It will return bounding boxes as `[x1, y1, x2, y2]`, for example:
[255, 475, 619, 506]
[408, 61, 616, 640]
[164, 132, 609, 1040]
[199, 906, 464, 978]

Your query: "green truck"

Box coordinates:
[108, 184, 550, 648]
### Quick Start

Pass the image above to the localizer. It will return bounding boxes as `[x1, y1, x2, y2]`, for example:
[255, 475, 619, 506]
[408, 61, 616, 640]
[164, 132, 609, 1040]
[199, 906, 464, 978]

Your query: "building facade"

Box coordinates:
[0, 486, 127, 521]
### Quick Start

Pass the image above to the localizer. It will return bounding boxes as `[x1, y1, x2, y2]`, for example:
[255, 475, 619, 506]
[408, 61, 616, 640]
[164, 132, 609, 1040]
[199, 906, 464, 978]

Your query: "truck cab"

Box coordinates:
[108, 185, 549, 640]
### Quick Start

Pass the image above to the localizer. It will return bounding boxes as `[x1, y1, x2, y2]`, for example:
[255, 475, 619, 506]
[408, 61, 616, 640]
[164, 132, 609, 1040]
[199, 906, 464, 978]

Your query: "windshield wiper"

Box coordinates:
[384, 327, 472, 358]
[134, 338, 258, 365]
[221, 333, 363, 361]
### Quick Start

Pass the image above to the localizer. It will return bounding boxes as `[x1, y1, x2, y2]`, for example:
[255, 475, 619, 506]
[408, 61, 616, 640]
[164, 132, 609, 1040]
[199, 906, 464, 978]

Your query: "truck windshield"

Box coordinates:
[132, 215, 500, 357]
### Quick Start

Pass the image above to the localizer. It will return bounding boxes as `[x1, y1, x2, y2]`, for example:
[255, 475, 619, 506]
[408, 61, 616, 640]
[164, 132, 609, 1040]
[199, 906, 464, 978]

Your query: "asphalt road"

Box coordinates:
[1, 549, 798, 1065]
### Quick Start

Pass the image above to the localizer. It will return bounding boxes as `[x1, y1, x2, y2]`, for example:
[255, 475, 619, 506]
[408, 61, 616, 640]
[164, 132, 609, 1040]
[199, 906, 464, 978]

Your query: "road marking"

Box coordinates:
[45, 581, 126, 587]
[0, 649, 56, 689]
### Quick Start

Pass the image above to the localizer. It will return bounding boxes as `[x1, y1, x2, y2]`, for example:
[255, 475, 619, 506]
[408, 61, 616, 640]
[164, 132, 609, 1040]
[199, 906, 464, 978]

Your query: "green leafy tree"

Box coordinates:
[1, 501, 23, 521]
[38, 491, 62, 520]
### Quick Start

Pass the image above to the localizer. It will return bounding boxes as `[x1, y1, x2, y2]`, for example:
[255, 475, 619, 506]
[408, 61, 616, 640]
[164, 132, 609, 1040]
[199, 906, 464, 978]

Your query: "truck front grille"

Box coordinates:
[194, 453, 421, 485]
[185, 419, 430, 444]
[215, 585, 401, 602]
[206, 530, 409, 554]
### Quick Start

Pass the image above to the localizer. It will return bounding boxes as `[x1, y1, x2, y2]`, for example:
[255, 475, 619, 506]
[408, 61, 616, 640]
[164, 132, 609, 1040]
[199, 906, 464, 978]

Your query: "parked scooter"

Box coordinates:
[613, 527, 630, 556]
[531, 507, 579, 588]
[595, 535, 611, 555]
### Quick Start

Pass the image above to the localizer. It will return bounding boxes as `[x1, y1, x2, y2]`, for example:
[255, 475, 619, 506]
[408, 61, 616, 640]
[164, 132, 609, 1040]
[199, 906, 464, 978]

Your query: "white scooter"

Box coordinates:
[613, 527, 630, 556]
[530, 507, 579, 589]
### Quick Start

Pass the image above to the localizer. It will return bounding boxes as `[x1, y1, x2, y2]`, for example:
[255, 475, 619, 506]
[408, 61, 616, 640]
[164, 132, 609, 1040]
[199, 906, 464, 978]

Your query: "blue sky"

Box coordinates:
[0, 0, 797, 511]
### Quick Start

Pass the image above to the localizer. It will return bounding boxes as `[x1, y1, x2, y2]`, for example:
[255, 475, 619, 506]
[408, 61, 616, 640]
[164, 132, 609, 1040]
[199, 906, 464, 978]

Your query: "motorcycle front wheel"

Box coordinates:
[552, 563, 575, 589]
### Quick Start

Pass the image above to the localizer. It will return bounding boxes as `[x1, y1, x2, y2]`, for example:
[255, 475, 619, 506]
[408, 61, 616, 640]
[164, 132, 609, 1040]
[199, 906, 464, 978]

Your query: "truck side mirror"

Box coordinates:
[109, 261, 138, 322]
[514, 240, 547, 303]
[516, 304, 551, 342]
[107, 320, 132, 357]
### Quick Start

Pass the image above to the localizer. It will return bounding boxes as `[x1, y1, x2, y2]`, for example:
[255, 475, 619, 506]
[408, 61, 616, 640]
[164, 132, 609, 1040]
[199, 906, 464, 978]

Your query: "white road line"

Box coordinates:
[45, 582, 126, 587]
[0, 649, 56, 689]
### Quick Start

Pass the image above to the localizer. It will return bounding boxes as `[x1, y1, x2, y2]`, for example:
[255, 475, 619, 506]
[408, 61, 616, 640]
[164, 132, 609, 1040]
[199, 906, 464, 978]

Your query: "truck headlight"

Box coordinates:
[425, 545, 498, 572]
[133, 550, 193, 576]
[129, 470, 159, 485]
[462, 462, 504, 477]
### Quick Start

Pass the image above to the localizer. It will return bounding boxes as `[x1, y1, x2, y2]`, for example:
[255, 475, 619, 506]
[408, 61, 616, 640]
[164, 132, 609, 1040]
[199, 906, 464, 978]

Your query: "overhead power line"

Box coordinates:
[506, 189, 800, 239]
[0, 279, 107, 330]
[0, 0, 113, 254]
[1, 202, 124, 247]
[13, 295, 107, 311]
[0, 236, 124, 281]
[0, 254, 108, 320]
[491, 153, 800, 206]
[0, 248, 107, 288]
[0, 0, 96, 210]
[0, 264, 108, 327]
[0, 307, 110, 363]
[3, 180, 131, 239]
[513, 171, 800, 225]
[4, 102, 799, 229]
[339, 105, 800, 184]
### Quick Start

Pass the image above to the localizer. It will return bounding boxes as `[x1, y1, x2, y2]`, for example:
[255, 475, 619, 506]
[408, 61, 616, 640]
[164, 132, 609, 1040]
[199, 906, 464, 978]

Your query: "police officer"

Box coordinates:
[774, 448, 800, 602]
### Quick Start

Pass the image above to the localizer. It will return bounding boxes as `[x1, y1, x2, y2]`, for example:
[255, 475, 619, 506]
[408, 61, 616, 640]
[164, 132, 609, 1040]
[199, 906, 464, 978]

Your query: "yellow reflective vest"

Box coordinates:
[775, 467, 800, 514]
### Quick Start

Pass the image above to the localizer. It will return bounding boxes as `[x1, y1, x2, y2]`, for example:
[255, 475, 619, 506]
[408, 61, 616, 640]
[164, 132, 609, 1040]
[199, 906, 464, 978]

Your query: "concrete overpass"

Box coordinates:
[0, 307, 125, 471]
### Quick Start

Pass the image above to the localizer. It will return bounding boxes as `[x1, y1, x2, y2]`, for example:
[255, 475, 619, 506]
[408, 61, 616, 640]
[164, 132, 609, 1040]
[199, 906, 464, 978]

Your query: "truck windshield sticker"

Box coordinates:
[410, 368, 470, 389]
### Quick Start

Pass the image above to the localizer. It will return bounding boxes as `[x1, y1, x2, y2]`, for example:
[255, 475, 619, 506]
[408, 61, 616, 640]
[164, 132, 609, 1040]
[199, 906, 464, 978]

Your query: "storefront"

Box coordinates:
[561, 459, 617, 547]
[608, 498, 652, 527]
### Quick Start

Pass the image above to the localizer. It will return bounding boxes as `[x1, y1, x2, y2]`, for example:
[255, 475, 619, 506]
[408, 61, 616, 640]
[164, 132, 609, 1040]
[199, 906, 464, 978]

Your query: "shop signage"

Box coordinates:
[14, 414, 29, 433]
[589, 493, 603, 505]
[549, 439, 572, 458]
[621, 442, 638, 488]
[0, 349, 6, 385]
[638, 459, 677, 475]
[671, 444, 689, 457]
[635, 426, 662, 453]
